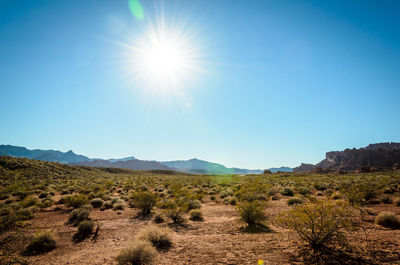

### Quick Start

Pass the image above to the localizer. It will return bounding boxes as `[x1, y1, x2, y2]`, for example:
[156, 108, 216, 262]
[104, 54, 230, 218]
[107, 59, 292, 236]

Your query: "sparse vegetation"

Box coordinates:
[24, 231, 56, 255]
[275, 200, 356, 250]
[137, 225, 172, 250]
[375, 211, 400, 229]
[115, 240, 157, 265]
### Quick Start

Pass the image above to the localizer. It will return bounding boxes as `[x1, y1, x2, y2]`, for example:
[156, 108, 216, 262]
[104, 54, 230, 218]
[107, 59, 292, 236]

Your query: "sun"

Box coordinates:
[123, 18, 203, 92]
[140, 32, 189, 84]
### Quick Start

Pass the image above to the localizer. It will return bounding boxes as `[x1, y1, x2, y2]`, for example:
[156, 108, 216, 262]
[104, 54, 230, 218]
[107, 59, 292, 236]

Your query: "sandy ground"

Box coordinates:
[19, 198, 400, 265]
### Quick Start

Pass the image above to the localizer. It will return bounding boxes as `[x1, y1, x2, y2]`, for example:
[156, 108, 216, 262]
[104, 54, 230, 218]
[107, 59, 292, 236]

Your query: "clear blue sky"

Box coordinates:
[1, 0, 399, 169]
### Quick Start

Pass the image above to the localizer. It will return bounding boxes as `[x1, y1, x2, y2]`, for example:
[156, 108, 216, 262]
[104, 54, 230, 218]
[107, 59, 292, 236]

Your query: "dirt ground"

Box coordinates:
[17, 197, 400, 265]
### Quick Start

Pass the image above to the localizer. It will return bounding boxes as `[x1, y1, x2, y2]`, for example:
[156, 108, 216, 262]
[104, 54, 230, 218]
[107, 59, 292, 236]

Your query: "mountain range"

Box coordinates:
[0, 144, 276, 174]
[293, 142, 400, 172]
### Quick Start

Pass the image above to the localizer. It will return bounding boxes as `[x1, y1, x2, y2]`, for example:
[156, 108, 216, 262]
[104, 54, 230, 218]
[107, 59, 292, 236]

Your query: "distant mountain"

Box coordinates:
[70, 159, 170, 171]
[293, 142, 400, 172]
[161, 158, 263, 175]
[0, 145, 264, 174]
[108, 156, 136, 162]
[0, 145, 90, 164]
[268, 167, 293, 173]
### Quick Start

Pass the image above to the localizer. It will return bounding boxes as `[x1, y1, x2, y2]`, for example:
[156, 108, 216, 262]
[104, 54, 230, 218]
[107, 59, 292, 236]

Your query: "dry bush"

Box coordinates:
[77, 220, 94, 238]
[137, 225, 172, 250]
[394, 197, 400, 207]
[116, 240, 157, 265]
[287, 197, 304, 206]
[375, 211, 400, 229]
[237, 200, 267, 226]
[90, 198, 104, 208]
[130, 191, 157, 216]
[189, 209, 203, 221]
[64, 194, 88, 208]
[275, 200, 356, 250]
[24, 231, 56, 255]
[68, 205, 91, 226]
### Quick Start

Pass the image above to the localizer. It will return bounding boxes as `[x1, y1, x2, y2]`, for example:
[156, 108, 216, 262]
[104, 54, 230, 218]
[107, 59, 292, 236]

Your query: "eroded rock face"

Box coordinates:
[293, 163, 315, 172]
[294, 142, 400, 172]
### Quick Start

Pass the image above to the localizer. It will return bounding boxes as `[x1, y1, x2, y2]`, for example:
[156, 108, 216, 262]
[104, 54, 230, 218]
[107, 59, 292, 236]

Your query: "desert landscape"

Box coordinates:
[1, 147, 400, 264]
[1, 0, 400, 264]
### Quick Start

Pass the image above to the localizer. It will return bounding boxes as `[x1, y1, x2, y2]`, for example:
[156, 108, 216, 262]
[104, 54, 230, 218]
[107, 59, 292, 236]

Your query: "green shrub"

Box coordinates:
[153, 213, 164, 223]
[380, 195, 391, 204]
[77, 220, 94, 237]
[24, 231, 56, 255]
[64, 194, 88, 208]
[393, 197, 400, 207]
[15, 208, 35, 221]
[113, 201, 125, 210]
[297, 186, 311, 196]
[130, 191, 157, 216]
[38, 192, 48, 199]
[166, 206, 185, 224]
[375, 211, 400, 229]
[137, 225, 172, 250]
[90, 198, 104, 208]
[185, 200, 201, 211]
[116, 240, 157, 265]
[236, 200, 267, 226]
[68, 205, 91, 226]
[280, 187, 294, 197]
[287, 197, 304, 206]
[275, 200, 356, 250]
[189, 209, 203, 221]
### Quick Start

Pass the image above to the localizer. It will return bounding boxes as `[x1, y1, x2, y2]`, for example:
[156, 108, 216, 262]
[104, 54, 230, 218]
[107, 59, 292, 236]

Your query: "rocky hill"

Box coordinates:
[293, 142, 400, 172]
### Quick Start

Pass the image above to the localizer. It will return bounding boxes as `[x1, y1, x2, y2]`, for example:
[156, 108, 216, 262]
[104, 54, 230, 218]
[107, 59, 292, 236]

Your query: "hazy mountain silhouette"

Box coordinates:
[0, 145, 90, 164]
[161, 158, 263, 174]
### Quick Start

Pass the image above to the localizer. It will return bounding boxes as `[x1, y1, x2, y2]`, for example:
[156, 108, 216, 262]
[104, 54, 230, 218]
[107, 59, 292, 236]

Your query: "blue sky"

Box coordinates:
[1, 0, 399, 169]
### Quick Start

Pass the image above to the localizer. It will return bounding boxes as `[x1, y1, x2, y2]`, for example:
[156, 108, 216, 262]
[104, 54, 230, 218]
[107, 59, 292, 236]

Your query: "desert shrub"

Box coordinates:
[380, 195, 391, 204]
[77, 220, 94, 237]
[313, 182, 328, 191]
[229, 198, 237, 205]
[15, 208, 35, 221]
[130, 191, 157, 216]
[341, 182, 379, 206]
[24, 231, 56, 255]
[393, 197, 400, 207]
[331, 192, 343, 200]
[375, 211, 400, 229]
[39, 198, 53, 208]
[19, 197, 39, 208]
[280, 187, 294, 197]
[116, 240, 157, 265]
[287, 197, 304, 206]
[275, 200, 356, 250]
[137, 225, 172, 250]
[267, 188, 279, 196]
[153, 213, 164, 223]
[210, 195, 216, 201]
[111, 197, 119, 204]
[90, 198, 104, 208]
[236, 200, 267, 226]
[185, 200, 201, 211]
[189, 209, 203, 221]
[297, 186, 311, 196]
[114, 201, 125, 210]
[64, 194, 88, 208]
[68, 205, 91, 226]
[38, 192, 48, 199]
[101, 200, 113, 210]
[166, 205, 185, 224]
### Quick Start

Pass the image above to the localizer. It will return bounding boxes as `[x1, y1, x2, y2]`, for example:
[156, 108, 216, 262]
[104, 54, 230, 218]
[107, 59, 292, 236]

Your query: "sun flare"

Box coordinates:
[122, 16, 204, 92]
[141, 32, 188, 84]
